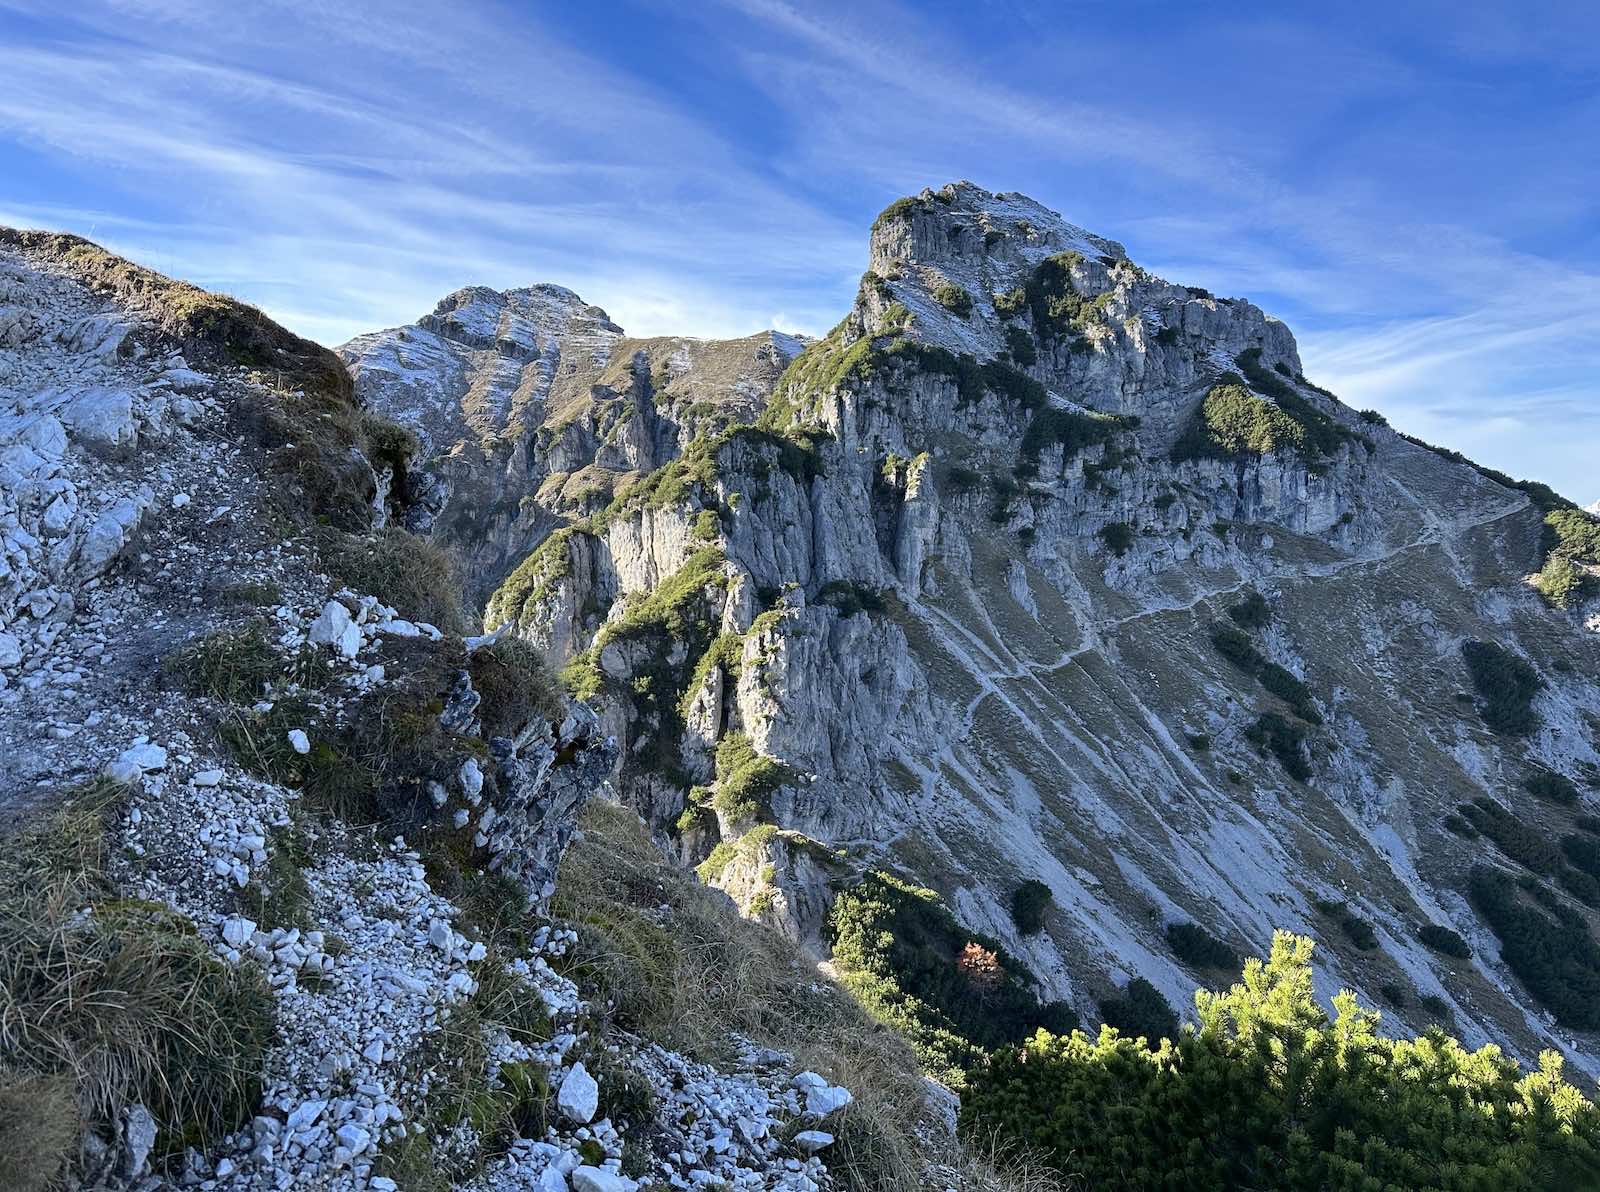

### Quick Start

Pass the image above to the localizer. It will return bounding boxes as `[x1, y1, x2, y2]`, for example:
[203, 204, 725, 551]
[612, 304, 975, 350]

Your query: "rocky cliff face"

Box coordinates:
[0, 234, 892, 1192]
[354, 182, 1600, 1082]
[340, 286, 803, 600]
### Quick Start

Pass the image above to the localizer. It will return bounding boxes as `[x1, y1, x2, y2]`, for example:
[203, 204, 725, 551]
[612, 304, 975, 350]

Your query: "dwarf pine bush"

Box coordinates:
[961, 931, 1600, 1190]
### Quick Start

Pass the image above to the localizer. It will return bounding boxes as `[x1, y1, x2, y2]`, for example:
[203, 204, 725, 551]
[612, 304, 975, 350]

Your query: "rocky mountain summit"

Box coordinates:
[342, 182, 1600, 1089]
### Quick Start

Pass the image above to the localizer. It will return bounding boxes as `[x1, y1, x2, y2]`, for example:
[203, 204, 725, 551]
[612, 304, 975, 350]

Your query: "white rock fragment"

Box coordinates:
[793, 1129, 834, 1154]
[571, 1166, 637, 1192]
[104, 758, 142, 785]
[287, 729, 311, 755]
[191, 769, 224, 787]
[427, 918, 453, 953]
[285, 1099, 327, 1132]
[60, 386, 137, 456]
[305, 604, 353, 649]
[558, 1062, 600, 1124]
[79, 496, 145, 575]
[459, 756, 483, 800]
[793, 1071, 853, 1118]
[117, 742, 167, 772]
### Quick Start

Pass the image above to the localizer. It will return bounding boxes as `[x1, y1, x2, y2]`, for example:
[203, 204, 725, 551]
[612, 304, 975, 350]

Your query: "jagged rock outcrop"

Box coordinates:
[399, 181, 1600, 1083]
[340, 287, 804, 598]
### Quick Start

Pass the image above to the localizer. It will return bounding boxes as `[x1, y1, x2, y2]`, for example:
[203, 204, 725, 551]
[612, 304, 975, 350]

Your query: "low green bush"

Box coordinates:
[1210, 623, 1263, 671]
[1098, 978, 1177, 1047]
[1166, 922, 1238, 971]
[1460, 640, 1542, 736]
[871, 196, 927, 231]
[710, 732, 793, 827]
[1469, 865, 1600, 1029]
[826, 871, 1069, 1087]
[1019, 407, 1126, 468]
[1098, 522, 1135, 556]
[1418, 923, 1472, 959]
[1259, 662, 1322, 725]
[1227, 590, 1271, 629]
[1234, 348, 1355, 458]
[1563, 833, 1600, 879]
[1460, 797, 1561, 873]
[1245, 712, 1310, 781]
[1418, 994, 1452, 1023]
[944, 465, 980, 492]
[932, 282, 973, 317]
[1546, 507, 1600, 564]
[960, 931, 1600, 1191]
[1531, 556, 1590, 608]
[1003, 325, 1036, 366]
[1172, 381, 1306, 460]
[1173, 350, 1355, 464]
[817, 581, 887, 618]
[1525, 767, 1579, 806]
[1010, 880, 1052, 936]
[1313, 899, 1378, 950]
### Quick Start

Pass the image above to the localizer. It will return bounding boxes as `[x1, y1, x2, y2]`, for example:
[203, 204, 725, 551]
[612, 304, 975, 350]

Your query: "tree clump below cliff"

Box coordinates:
[824, 871, 1076, 1088]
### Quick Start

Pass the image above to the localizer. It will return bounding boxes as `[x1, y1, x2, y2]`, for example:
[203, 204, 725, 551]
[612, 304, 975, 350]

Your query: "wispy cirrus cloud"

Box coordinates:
[0, 1, 860, 340]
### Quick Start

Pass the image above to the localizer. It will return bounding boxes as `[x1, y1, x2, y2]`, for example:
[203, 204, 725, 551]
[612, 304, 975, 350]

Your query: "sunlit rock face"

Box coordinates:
[352, 182, 1600, 1079]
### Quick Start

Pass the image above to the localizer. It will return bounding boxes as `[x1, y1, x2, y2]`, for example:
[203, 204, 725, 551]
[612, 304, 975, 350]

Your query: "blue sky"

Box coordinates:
[2, 1, 1597, 500]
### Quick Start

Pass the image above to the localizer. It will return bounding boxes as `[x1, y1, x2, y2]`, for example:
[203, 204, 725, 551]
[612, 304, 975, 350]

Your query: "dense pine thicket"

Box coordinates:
[1460, 640, 1543, 735]
[961, 933, 1600, 1191]
[1468, 866, 1600, 1030]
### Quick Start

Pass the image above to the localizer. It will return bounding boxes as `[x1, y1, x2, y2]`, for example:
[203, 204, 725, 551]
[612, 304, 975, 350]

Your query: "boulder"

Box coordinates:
[60, 387, 138, 457]
[557, 1061, 599, 1124]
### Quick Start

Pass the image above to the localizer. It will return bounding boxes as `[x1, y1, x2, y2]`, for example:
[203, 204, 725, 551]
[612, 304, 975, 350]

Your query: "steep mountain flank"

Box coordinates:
[1, 236, 972, 1191]
[361, 182, 1600, 1082]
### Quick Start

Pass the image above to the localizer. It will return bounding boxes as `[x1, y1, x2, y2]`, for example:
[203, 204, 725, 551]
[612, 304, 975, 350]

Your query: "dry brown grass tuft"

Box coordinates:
[317, 527, 468, 634]
[0, 784, 275, 1181]
[0, 1067, 79, 1192]
[468, 635, 563, 739]
[552, 800, 1063, 1192]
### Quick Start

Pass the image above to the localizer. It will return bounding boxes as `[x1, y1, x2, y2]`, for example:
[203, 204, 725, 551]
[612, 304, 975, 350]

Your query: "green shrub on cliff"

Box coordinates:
[826, 872, 1075, 1087]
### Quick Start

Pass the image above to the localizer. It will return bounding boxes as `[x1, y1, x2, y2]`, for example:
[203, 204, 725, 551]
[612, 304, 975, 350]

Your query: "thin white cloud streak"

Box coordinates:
[0, 8, 864, 342]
